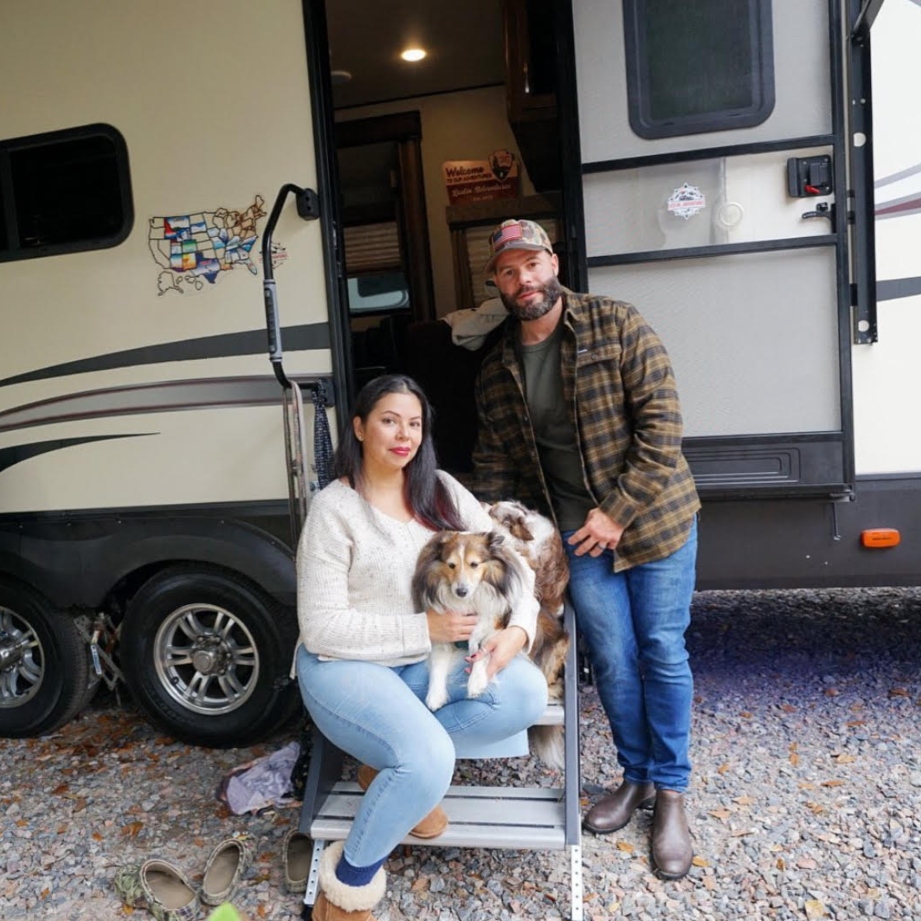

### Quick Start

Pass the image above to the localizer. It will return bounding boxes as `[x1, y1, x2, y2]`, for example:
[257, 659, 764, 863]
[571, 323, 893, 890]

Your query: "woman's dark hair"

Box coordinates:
[332, 374, 466, 531]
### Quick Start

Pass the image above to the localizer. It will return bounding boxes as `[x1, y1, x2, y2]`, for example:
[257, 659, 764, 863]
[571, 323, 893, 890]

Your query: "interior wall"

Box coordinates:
[337, 85, 535, 317]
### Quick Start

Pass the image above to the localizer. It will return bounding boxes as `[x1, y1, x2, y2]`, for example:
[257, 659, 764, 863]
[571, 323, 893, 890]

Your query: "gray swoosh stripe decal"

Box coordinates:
[0, 323, 329, 390]
[0, 376, 298, 435]
[875, 161, 921, 189]
[878, 276, 921, 302]
[876, 191, 921, 219]
[0, 435, 151, 475]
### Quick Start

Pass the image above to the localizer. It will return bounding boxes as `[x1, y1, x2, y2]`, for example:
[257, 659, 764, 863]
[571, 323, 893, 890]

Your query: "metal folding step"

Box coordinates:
[298, 603, 583, 921]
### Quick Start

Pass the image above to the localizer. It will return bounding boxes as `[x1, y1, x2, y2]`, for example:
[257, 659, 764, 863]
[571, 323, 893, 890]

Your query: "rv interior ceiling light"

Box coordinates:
[400, 48, 427, 62]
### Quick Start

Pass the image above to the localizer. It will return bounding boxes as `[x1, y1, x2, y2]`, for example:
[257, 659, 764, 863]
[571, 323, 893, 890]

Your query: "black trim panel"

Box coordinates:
[686, 433, 848, 499]
[0, 503, 296, 608]
[697, 474, 921, 589]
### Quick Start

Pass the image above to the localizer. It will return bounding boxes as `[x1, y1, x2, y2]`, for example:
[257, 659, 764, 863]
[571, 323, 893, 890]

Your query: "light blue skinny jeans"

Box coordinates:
[296, 646, 547, 867]
[563, 516, 697, 792]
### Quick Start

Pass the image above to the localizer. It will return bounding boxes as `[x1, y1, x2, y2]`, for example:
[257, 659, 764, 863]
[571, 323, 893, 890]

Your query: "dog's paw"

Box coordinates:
[426, 688, 449, 711]
[467, 661, 490, 698]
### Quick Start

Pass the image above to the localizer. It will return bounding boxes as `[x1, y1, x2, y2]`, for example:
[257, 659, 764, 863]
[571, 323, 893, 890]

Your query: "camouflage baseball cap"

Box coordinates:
[484, 219, 553, 273]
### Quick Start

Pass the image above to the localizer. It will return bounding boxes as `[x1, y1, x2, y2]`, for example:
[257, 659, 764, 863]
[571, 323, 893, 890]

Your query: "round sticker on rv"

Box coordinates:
[667, 183, 706, 220]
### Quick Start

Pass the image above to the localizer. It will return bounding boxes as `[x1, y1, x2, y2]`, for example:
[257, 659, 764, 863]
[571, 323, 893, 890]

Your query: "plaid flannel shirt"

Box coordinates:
[472, 289, 700, 572]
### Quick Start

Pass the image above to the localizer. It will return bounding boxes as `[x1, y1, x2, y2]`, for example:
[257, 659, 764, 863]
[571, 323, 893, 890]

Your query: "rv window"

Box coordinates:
[623, 0, 775, 139]
[0, 124, 132, 261]
[347, 272, 410, 315]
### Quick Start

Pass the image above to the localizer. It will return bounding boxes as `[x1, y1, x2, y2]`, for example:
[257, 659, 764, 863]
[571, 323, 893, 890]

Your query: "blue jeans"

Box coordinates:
[563, 517, 697, 792]
[296, 646, 547, 867]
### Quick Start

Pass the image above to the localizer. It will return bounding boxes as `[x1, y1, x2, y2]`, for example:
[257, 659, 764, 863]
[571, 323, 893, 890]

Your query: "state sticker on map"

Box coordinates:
[667, 182, 706, 220]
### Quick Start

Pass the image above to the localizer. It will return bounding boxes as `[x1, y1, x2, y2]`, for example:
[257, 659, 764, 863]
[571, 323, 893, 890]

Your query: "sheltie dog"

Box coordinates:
[412, 509, 570, 768]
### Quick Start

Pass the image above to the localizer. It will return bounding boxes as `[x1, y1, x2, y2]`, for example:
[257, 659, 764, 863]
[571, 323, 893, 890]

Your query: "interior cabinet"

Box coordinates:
[503, 0, 562, 192]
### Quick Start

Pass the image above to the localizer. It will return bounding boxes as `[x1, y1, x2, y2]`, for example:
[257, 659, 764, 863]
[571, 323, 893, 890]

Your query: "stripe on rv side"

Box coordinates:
[0, 323, 330, 389]
[0, 435, 150, 475]
[0, 376, 301, 435]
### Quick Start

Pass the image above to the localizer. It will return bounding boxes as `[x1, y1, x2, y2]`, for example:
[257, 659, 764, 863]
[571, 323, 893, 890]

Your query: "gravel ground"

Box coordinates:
[2, 587, 921, 921]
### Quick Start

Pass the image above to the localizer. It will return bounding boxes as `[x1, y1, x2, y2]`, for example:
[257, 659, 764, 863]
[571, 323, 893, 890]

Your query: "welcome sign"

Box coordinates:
[443, 149, 520, 205]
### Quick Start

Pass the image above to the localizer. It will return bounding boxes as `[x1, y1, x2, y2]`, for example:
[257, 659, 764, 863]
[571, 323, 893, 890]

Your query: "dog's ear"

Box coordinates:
[486, 530, 506, 555]
[412, 531, 449, 608]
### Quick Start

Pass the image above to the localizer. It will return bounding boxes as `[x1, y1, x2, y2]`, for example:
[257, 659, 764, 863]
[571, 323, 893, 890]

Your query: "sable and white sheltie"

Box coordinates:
[412, 509, 570, 768]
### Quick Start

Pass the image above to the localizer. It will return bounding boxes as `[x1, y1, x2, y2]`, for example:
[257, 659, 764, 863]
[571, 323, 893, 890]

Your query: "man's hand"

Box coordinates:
[568, 507, 625, 557]
[427, 609, 477, 644]
[471, 625, 528, 679]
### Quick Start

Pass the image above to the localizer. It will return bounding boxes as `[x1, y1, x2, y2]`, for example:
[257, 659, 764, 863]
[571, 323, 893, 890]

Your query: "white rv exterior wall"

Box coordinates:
[851, 0, 921, 475]
[0, 1, 331, 513]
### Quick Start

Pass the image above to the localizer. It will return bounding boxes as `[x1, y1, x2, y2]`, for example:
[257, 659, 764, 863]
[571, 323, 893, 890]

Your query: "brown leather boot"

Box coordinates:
[313, 841, 385, 921]
[356, 766, 448, 839]
[583, 779, 655, 834]
[651, 789, 693, 880]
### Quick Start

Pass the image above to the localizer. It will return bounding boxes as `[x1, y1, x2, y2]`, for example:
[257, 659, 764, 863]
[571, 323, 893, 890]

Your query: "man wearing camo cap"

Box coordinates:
[472, 217, 701, 880]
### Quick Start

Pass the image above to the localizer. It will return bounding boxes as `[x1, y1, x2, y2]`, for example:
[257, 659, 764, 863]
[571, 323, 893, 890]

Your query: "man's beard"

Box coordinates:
[499, 276, 563, 321]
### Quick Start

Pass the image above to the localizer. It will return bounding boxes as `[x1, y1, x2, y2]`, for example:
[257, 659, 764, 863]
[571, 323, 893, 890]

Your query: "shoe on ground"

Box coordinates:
[114, 858, 200, 921]
[583, 779, 655, 834]
[651, 789, 693, 880]
[283, 828, 313, 894]
[201, 833, 254, 906]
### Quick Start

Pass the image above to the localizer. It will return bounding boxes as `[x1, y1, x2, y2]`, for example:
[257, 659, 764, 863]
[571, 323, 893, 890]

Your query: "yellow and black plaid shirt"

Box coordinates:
[472, 289, 700, 572]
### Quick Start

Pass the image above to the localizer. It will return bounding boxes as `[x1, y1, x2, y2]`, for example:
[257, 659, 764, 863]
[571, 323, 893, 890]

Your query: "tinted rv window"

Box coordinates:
[623, 0, 775, 139]
[0, 124, 132, 261]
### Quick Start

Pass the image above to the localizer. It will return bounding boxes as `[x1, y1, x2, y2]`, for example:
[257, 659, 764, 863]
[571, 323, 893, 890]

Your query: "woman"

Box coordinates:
[295, 374, 547, 921]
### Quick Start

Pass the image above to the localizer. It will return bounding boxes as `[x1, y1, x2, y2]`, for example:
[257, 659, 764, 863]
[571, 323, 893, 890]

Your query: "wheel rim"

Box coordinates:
[0, 606, 44, 707]
[153, 603, 260, 716]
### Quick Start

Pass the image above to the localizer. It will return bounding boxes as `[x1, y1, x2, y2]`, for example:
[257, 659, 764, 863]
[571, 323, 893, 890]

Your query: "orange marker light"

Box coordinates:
[860, 528, 901, 549]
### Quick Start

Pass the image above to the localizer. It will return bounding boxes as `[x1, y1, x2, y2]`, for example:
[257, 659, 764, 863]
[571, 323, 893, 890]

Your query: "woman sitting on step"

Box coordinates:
[294, 374, 546, 921]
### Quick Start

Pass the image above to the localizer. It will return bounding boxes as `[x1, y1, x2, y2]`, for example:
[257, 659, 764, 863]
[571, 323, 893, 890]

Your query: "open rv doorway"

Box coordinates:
[308, 0, 568, 474]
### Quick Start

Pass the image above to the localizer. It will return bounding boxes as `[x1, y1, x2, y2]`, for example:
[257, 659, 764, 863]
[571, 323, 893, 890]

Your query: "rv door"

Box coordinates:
[570, 0, 860, 501]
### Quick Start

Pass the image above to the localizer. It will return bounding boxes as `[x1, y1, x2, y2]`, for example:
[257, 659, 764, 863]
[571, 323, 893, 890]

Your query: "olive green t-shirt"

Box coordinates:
[519, 321, 595, 531]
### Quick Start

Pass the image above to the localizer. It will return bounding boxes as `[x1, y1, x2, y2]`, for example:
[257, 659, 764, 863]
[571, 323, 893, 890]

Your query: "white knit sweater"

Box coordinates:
[296, 471, 538, 665]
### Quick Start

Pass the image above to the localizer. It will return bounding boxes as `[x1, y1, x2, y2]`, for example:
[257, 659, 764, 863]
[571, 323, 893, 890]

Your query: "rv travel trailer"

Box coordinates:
[1, 0, 919, 743]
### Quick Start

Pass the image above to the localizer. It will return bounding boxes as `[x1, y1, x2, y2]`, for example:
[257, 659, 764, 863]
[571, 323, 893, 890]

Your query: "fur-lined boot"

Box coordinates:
[313, 841, 386, 921]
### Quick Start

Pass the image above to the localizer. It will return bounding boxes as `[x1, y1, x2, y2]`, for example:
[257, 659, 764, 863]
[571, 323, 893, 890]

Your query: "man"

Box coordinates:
[471, 219, 701, 880]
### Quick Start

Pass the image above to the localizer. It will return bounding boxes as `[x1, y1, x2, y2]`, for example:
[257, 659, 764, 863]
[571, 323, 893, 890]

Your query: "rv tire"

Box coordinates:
[0, 579, 95, 738]
[119, 566, 300, 747]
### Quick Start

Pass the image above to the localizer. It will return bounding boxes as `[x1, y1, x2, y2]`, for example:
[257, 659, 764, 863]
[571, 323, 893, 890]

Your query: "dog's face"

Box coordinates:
[412, 530, 520, 618]
[425, 532, 501, 601]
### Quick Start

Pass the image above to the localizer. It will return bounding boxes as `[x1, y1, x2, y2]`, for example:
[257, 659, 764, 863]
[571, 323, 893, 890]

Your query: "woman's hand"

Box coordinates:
[470, 626, 528, 679]
[426, 609, 478, 644]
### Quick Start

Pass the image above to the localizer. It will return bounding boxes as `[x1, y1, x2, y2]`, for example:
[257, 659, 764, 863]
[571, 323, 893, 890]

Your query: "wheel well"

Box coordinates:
[103, 560, 288, 627]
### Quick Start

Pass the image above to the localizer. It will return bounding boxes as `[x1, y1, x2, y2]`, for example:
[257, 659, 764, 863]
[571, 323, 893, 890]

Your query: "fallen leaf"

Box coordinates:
[835, 753, 856, 764]
[616, 841, 634, 853]
[781, 703, 797, 713]
[888, 687, 909, 698]
[805, 801, 825, 815]
[121, 821, 144, 838]
[708, 809, 731, 821]
[15, 819, 27, 828]
[805, 899, 827, 919]
[692, 856, 709, 867]
[411, 878, 428, 891]
[824, 688, 839, 697]
[51, 783, 69, 796]
[733, 795, 754, 806]
[846, 719, 865, 726]
[821, 779, 844, 787]
[798, 782, 816, 790]
[776, 857, 786, 870]
[718, 763, 731, 774]
[740, 711, 753, 719]
[789, 752, 800, 766]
